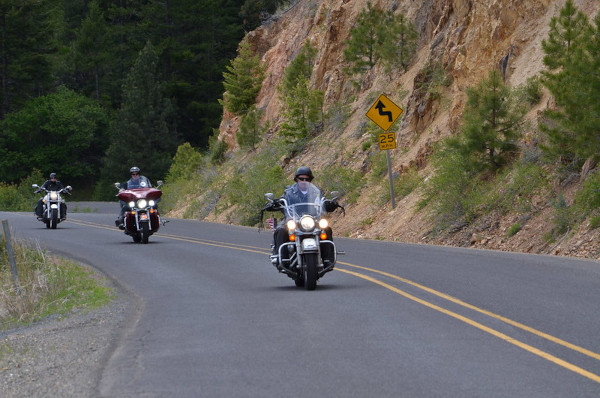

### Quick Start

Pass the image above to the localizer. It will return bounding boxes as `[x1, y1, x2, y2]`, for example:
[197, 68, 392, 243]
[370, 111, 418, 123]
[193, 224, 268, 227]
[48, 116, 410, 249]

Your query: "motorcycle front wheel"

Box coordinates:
[303, 253, 318, 291]
[141, 222, 150, 244]
[50, 208, 58, 229]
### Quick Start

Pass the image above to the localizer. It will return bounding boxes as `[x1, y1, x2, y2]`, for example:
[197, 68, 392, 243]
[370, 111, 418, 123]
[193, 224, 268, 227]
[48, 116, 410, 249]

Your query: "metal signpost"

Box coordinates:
[366, 94, 403, 209]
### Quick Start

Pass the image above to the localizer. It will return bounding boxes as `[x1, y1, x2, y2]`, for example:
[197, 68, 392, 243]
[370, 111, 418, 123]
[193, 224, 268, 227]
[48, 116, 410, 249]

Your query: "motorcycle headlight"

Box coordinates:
[50, 192, 58, 200]
[148, 200, 155, 206]
[319, 219, 329, 229]
[300, 215, 316, 231]
[286, 220, 297, 231]
[137, 199, 148, 208]
[128, 201, 136, 208]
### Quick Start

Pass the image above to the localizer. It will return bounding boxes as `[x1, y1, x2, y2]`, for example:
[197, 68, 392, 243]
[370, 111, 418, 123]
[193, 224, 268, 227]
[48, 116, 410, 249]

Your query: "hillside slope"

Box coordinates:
[210, 0, 600, 260]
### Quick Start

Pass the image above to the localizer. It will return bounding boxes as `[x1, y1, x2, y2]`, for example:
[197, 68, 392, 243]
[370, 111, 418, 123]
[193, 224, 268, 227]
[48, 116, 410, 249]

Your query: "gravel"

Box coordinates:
[0, 267, 135, 398]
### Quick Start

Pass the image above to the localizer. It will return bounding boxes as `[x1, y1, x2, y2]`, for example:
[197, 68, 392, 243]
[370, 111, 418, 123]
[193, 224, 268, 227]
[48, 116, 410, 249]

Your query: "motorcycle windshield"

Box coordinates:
[283, 183, 324, 220]
[287, 202, 323, 220]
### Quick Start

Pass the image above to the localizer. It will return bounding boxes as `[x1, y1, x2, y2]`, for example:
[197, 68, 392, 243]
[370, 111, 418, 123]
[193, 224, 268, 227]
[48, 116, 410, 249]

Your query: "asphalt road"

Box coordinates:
[2, 205, 600, 397]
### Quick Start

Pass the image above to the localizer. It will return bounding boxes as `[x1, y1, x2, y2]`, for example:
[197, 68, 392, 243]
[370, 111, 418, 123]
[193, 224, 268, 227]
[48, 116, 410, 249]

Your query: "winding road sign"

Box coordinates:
[366, 94, 403, 131]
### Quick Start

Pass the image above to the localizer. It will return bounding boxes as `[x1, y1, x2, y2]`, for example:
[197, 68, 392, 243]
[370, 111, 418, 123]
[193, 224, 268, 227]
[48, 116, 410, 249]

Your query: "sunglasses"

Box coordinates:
[131, 173, 139, 176]
[297, 177, 310, 181]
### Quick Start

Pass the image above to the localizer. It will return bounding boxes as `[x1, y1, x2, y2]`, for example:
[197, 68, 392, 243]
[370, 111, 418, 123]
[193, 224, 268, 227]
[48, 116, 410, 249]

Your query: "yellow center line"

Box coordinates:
[337, 268, 600, 384]
[338, 261, 600, 362]
[64, 217, 600, 382]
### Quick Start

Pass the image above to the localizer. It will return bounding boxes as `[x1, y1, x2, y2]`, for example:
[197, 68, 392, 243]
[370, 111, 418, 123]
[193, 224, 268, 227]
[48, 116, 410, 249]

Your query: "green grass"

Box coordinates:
[0, 238, 112, 331]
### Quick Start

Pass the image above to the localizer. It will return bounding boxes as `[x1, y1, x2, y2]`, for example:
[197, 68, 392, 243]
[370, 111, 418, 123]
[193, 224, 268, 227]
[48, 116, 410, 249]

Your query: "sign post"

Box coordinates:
[366, 94, 403, 209]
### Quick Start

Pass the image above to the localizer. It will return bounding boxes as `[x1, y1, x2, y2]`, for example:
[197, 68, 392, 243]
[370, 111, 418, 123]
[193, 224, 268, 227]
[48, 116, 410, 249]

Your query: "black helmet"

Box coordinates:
[49, 173, 57, 179]
[130, 166, 140, 174]
[294, 166, 314, 182]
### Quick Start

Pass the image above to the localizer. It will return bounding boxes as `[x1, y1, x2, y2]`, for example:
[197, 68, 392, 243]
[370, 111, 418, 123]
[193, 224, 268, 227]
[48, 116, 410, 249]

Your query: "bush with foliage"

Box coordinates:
[219, 150, 287, 225]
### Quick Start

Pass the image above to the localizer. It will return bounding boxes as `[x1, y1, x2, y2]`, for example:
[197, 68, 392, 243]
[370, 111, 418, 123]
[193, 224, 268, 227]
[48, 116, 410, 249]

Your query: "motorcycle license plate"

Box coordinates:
[140, 213, 149, 220]
[302, 238, 317, 250]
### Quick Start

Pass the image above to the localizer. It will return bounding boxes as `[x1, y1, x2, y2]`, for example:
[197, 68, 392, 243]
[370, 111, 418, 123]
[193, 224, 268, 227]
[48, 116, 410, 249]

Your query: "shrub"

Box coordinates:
[507, 223, 521, 237]
[318, 165, 365, 205]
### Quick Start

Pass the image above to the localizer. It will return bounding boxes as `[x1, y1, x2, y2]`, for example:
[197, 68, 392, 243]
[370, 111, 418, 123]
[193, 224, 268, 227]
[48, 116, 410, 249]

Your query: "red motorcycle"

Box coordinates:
[115, 181, 163, 243]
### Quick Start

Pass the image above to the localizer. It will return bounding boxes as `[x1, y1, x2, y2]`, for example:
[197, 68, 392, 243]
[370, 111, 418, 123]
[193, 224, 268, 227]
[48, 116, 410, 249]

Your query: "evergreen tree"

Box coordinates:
[452, 70, 525, 171]
[383, 13, 418, 71]
[97, 42, 177, 198]
[279, 75, 324, 145]
[539, 0, 593, 162]
[280, 42, 317, 94]
[220, 39, 265, 116]
[71, 1, 110, 101]
[0, 0, 59, 118]
[344, 2, 417, 74]
[240, 0, 286, 30]
[237, 106, 264, 150]
[344, 2, 385, 73]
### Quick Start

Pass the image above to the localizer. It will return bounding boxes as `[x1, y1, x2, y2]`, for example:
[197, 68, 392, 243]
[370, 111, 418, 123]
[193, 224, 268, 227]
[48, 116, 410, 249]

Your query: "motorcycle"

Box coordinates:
[262, 187, 344, 290]
[32, 184, 72, 229]
[115, 181, 163, 244]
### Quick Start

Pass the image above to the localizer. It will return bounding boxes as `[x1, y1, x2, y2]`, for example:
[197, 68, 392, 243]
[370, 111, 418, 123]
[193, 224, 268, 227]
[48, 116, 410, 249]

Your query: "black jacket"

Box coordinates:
[41, 180, 64, 191]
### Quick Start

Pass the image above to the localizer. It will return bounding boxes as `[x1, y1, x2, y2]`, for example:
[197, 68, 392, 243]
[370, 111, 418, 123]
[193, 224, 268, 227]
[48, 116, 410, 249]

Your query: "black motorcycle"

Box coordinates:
[32, 184, 72, 229]
[263, 187, 344, 290]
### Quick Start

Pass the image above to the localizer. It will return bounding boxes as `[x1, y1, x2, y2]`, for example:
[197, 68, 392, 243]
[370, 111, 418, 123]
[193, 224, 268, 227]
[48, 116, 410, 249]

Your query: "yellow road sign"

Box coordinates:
[366, 94, 403, 131]
[378, 132, 396, 150]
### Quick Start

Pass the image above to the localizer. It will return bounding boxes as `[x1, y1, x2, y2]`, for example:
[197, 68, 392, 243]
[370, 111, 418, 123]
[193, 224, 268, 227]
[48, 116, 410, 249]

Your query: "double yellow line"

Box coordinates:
[67, 218, 600, 383]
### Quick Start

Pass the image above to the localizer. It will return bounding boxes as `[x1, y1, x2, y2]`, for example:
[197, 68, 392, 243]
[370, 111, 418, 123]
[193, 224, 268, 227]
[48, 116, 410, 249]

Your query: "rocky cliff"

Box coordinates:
[215, 0, 600, 260]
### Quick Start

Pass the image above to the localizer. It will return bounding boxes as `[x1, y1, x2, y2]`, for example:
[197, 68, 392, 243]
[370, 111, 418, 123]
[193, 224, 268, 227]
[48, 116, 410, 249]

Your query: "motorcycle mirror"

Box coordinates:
[32, 184, 39, 189]
[66, 186, 72, 191]
[114, 182, 121, 189]
[157, 180, 164, 188]
[265, 193, 274, 201]
[330, 191, 339, 199]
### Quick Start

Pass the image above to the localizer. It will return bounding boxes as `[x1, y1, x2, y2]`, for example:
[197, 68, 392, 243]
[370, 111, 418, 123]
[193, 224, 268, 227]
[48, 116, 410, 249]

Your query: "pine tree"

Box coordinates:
[539, 0, 594, 162]
[384, 13, 418, 71]
[98, 42, 178, 198]
[453, 70, 525, 171]
[220, 39, 265, 116]
[279, 75, 324, 145]
[343, 2, 385, 73]
[71, 1, 110, 101]
[344, 2, 417, 74]
[237, 106, 264, 150]
[0, 0, 58, 117]
[280, 42, 317, 94]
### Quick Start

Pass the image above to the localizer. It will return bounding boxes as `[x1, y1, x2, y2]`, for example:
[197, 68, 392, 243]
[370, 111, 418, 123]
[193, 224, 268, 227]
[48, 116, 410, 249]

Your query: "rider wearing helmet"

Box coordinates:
[115, 166, 153, 228]
[271, 166, 335, 267]
[35, 173, 66, 218]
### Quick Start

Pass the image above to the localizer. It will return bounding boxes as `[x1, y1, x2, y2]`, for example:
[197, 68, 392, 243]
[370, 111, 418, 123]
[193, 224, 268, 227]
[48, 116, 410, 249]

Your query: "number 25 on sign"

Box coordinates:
[378, 132, 396, 150]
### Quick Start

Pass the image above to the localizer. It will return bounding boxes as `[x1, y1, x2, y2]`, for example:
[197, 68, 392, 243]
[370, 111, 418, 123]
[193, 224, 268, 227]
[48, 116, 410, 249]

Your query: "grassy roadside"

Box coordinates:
[0, 238, 112, 331]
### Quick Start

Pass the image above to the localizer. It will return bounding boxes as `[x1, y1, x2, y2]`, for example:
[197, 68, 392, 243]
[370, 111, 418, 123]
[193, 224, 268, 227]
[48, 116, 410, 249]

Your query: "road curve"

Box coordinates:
[1, 208, 600, 397]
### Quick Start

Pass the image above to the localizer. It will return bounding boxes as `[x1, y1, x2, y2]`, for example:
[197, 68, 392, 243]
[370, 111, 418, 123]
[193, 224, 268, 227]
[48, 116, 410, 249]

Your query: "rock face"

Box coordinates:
[216, 0, 600, 260]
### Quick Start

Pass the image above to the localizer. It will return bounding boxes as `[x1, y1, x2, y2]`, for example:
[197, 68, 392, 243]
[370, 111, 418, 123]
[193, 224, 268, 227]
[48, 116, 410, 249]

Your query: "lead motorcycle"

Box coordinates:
[262, 187, 344, 290]
[114, 181, 163, 243]
[32, 184, 72, 229]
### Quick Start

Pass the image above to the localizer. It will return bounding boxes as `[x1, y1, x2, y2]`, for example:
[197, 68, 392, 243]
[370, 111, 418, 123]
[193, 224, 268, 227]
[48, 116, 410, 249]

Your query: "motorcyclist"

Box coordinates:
[270, 166, 337, 267]
[115, 166, 153, 228]
[35, 173, 67, 219]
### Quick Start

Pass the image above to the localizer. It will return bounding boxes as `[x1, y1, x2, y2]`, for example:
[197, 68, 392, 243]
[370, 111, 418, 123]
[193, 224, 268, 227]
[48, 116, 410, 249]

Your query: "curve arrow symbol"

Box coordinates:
[375, 100, 393, 122]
